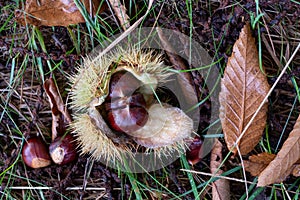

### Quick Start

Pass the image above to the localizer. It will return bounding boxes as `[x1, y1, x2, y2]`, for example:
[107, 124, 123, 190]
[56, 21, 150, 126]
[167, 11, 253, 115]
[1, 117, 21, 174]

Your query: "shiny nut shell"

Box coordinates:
[22, 137, 51, 168]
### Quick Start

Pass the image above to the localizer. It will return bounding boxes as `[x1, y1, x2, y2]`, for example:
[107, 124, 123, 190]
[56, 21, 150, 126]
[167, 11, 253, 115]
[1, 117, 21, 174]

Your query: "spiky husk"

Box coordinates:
[72, 113, 131, 163]
[69, 47, 192, 163]
[69, 47, 171, 111]
[132, 104, 193, 148]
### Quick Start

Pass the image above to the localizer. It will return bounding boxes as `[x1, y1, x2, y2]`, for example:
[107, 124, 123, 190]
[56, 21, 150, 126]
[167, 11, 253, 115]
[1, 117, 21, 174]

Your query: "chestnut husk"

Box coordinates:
[70, 48, 193, 163]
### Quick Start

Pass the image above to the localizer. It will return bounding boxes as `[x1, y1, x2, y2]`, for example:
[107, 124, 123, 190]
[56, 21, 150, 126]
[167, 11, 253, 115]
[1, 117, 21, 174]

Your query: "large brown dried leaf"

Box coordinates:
[219, 23, 269, 155]
[210, 140, 230, 200]
[257, 115, 300, 186]
[44, 78, 72, 141]
[15, 0, 106, 26]
[244, 152, 276, 176]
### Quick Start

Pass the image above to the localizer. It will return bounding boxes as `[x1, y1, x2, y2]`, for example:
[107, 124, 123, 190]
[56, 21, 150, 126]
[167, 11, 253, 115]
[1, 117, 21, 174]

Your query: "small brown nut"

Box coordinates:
[22, 137, 51, 169]
[49, 134, 77, 165]
[186, 136, 203, 165]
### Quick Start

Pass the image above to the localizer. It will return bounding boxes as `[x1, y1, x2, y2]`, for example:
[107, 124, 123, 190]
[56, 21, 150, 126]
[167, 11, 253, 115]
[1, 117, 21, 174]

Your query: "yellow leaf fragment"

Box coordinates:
[219, 23, 270, 155]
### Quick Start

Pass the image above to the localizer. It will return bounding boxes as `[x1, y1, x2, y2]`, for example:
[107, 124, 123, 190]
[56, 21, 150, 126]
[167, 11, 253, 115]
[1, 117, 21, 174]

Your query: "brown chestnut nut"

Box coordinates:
[105, 71, 149, 133]
[49, 134, 77, 165]
[186, 136, 203, 165]
[108, 105, 148, 133]
[22, 137, 51, 168]
[106, 91, 148, 133]
[108, 71, 141, 99]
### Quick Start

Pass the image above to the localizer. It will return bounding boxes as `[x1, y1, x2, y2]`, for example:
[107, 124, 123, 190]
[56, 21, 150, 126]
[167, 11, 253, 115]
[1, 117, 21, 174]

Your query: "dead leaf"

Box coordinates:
[210, 140, 230, 200]
[257, 115, 300, 186]
[292, 164, 300, 177]
[244, 152, 276, 176]
[15, 0, 106, 26]
[108, 0, 130, 30]
[156, 27, 200, 110]
[156, 27, 204, 165]
[219, 23, 269, 155]
[44, 78, 72, 141]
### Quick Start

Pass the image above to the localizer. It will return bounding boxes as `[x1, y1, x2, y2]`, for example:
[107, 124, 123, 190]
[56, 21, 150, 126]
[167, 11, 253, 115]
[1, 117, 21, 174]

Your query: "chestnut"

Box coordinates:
[186, 136, 203, 165]
[108, 105, 148, 133]
[106, 93, 149, 133]
[105, 71, 149, 133]
[108, 71, 141, 99]
[49, 134, 77, 165]
[22, 137, 51, 168]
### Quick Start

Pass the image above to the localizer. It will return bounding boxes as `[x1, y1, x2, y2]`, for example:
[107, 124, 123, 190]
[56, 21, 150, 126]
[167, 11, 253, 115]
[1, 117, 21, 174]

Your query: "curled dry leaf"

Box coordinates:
[15, 0, 106, 26]
[108, 0, 130, 30]
[157, 27, 205, 164]
[44, 78, 72, 141]
[156, 26, 200, 129]
[257, 114, 300, 186]
[219, 23, 269, 155]
[156, 27, 199, 112]
[210, 140, 230, 200]
[244, 152, 276, 176]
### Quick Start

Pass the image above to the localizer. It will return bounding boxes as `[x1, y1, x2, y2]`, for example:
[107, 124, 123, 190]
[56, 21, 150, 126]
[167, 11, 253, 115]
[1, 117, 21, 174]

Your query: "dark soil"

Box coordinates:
[1, 0, 300, 199]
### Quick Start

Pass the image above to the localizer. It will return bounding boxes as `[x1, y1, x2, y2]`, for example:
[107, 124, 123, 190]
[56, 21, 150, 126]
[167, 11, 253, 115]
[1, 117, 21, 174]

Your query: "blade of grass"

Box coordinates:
[67, 27, 81, 55]
[0, 12, 13, 33]
[275, 95, 297, 152]
[180, 155, 199, 200]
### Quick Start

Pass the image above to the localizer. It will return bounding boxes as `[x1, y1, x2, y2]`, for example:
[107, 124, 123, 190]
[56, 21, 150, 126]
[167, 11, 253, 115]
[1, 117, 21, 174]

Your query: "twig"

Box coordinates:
[180, 169, 254, 183]
[8, 186, 121, 191]
[237, 146, 248, 200]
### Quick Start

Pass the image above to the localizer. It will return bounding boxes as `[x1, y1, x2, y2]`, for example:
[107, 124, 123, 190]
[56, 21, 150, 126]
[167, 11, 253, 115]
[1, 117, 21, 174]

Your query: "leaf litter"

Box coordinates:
[257, 114, 300, 186]
[44, 78, 72, 141]
[244, 152, 276, 176]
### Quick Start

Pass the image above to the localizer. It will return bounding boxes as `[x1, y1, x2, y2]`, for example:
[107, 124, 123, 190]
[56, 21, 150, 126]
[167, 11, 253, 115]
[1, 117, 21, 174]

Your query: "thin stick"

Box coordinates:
[8, 186, 121, 191]
[180, 169, 254, 184]
[237, 146, 248, 199]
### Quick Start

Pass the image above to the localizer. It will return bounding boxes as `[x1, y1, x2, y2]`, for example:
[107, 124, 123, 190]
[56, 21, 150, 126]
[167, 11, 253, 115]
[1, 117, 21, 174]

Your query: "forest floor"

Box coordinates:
[1, 0, 300, 199]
